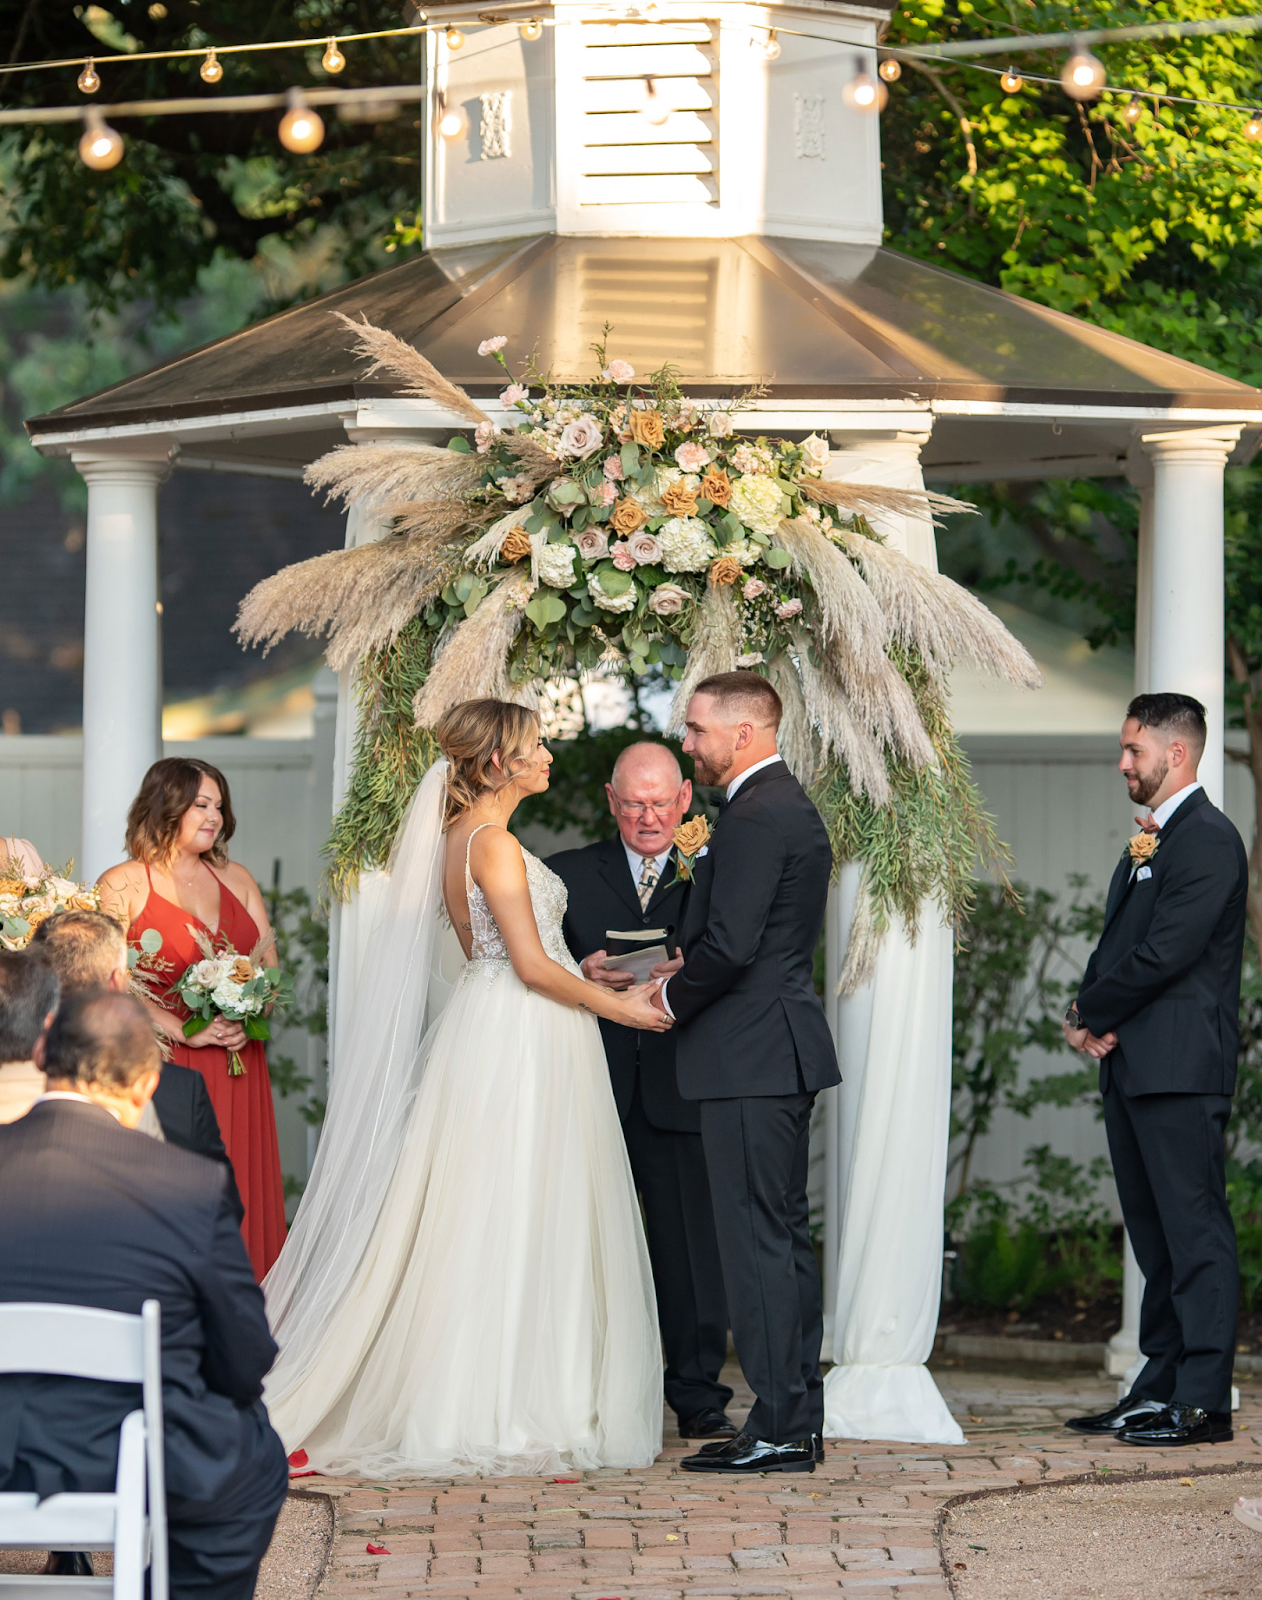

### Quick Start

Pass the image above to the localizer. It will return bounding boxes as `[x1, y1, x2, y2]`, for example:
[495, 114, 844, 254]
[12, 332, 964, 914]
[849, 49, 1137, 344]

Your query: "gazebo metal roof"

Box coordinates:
[28, 234, 1262, 446]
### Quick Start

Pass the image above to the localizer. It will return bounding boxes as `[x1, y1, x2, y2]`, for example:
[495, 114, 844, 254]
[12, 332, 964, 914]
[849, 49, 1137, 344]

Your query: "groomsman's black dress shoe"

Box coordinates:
[1064, 1395, 1166, 1435]
[681, 1432, 816, 1473]
[44, 1553, 93, 1576]
[1116, 1404, 1233, 1447]
[813, 1433, 825, 1464]
[678, 1407, 738, 1440]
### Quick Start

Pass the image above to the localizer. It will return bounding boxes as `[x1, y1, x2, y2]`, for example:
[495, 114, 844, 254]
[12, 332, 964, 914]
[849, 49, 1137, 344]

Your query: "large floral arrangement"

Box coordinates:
[237, 321, 1041, 985]
[0, 862, 101, 950]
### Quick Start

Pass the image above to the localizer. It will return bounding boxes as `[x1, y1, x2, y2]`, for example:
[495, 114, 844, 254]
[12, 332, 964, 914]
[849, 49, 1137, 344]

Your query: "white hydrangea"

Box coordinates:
[210, 979, 245, 1012]
[536, 542, 578, 589]
[659, 516, 717, 572]
[722, 538, 761, 567]
[587, 571, 638, 612]
[729, 474, 786, 539]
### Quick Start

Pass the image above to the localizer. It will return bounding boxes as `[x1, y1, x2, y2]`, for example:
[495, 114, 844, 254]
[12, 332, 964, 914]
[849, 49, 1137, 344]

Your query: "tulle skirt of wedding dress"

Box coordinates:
[265, 959, 664, 1478]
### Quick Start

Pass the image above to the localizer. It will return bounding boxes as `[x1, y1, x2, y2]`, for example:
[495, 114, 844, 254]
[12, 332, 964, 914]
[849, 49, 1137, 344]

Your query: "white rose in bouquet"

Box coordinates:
[558, 415, 604, 459]
[648, 583, 690, 615]
[799, 433, 830, 476]
[191, 958, 229, 989]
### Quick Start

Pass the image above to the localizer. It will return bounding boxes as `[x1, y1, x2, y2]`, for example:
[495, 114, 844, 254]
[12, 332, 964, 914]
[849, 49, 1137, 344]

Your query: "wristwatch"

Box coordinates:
[1064, 1005, 1083, 1030]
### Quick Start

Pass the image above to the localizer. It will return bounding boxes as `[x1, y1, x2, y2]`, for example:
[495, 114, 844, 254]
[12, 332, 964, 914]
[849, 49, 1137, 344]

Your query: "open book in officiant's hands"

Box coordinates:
[603, 928, 671, 985]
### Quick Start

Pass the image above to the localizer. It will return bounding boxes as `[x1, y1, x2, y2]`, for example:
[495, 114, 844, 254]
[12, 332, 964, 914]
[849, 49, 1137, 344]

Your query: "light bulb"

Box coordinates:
[641, 75, 669, 125]
[844, 57, 887, 114]
[322, 38, 346, 73]
[763, 30, 781, 61]
[1061, 46, 1106, 101]
[1245, 110, 1262, 142]
[199, 49, 223, 83]
[446, 26, 464, 50]
[148, 2, 166, 16]
[878, 57, 901, 83]
[77, 58, 100, 94]
[999, 65, 1023, 93]
[1122, 95, 1143, 126]
[520, 16, 542, 41]
[438, 100, 468, 138]
[278, 89, 325, 153]
[79, 110, 123, 169]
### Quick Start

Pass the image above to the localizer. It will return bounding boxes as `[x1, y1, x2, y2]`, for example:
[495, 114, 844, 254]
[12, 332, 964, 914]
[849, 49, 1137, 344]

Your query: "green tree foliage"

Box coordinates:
[0, 0, 424, 314]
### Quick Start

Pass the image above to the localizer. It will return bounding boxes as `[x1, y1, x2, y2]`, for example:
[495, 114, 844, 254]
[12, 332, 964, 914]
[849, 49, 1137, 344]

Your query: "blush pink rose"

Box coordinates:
[558, 415, 604, 459]
[576, 528, 610, 561]
[628, 532, 663, 565]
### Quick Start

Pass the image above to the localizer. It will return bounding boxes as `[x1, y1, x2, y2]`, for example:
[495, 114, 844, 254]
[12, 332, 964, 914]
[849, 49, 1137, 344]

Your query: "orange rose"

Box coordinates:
[628, 409, 666, 449]
[1126, 832, 1159, 864]
[673, 815, 711, 857]
[699, 468, 731, 507]
[69, 893, 98, 912]
[230, 956, 256, 984]
[610, 498, 648, 536]
[499, 526, 533, 563]
[661, 482, 699, 516]
[708, 556, 743, 587]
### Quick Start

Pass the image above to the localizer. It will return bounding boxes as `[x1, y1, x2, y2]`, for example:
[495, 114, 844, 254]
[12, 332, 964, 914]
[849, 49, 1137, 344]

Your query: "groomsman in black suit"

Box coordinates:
[1064, 692, 1247, 1448]
[651, 671, 840, 1475]
[549, 743, 734, 1440]
[0, 990, 287, 1600]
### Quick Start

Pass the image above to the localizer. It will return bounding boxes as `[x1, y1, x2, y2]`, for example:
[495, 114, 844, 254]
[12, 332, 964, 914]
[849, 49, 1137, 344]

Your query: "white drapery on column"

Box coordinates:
[821, 435, 965, 1446]
[73, 450, 170, 881]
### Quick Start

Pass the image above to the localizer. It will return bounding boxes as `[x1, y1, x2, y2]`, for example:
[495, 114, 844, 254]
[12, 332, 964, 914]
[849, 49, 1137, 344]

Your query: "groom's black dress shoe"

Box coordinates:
[678, 1407, 737, 1440]
[681, 1432, 816, 1474]
[1064, 1394, 1166, 1435]
[44, 1553, 93, 1576]
[1115, 1404, 1233, 1446]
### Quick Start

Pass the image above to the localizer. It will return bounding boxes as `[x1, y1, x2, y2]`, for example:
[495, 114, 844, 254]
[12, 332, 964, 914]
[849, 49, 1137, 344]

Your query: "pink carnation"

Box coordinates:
[475, 420, 496, 454]
[500, 384, 528, 405]
[603, 455, 624, 481]
[590, 480, 618, 507]
[743, 578, 767, 600]
[675, 441, 711, 473]
[610, 542, 638, 572]
[775, 597, 803, 620]
[603, 360, 635, 383]
[478, 335, 508, 356]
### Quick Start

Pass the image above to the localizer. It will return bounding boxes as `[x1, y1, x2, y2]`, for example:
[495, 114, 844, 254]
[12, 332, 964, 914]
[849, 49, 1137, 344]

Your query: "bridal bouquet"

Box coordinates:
[0, 862, 100, 951]
[167, 929, 293, 1076]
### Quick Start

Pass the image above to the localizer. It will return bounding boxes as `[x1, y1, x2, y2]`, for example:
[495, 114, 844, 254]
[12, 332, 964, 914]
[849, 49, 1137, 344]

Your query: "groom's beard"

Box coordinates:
[1127, 757, 1168, 807]
[690, 754, 729, 787]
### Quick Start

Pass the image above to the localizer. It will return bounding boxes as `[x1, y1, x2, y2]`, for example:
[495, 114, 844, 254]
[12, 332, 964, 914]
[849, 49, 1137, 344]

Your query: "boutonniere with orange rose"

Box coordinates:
[1126, 832, 1159, 867]
[673, 816, 711, 882]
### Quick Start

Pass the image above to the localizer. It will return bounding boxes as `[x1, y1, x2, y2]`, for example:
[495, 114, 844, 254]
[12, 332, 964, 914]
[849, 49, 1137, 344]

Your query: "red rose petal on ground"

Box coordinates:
[288, 1449, 309, 1468]
[366, 1543, 391, 1555]
[554, 1477, 580, 1483]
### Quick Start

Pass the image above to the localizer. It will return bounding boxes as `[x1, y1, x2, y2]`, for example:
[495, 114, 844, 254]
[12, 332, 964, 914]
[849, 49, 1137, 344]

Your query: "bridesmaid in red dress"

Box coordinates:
[97, 756, 287, 1280]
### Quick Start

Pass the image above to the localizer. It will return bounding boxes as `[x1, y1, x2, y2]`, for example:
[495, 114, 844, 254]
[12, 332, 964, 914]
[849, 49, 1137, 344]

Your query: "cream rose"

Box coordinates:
[648, 583, 690, 615]
[575, 528, 610, 561]
[558, 415, 604, 459]
[627, 532, 663, 565]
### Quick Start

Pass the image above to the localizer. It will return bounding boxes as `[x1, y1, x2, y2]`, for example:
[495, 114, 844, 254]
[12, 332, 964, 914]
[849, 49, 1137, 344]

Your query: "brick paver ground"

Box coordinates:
[307, 1362, 1262, 1600]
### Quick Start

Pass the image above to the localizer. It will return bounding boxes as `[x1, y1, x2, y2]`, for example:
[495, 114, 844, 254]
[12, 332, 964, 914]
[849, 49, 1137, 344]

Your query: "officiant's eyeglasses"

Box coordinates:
[611, 790, 684, 820]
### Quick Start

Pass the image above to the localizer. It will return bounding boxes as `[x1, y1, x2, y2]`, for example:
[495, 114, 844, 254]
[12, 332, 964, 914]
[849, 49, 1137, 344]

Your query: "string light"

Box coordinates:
[519, 17, 543, 41]
[999, 65, 1023, 93]
[642, 75, 670, 125]
[844, 56, 887, 114]
[77, 58, 100, 94]
[321, 38, 347, 73]
[199, 50, 223, 83]
[878, 56, 901, 83]
[437, 94, 468, 138]
[78, 108, 123, 168]
[1245, 109, 1262, 141]
[445, 26, 465, 50]
[1061, 43, 1107, 101]
[763, 30, 781, 61]
[278, 87, 324, 152]
[1122, 94, 1143, 125]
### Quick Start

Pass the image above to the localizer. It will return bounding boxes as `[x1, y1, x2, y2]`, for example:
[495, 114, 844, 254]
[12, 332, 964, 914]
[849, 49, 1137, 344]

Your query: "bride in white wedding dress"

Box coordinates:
[262, 699, 667, 1477]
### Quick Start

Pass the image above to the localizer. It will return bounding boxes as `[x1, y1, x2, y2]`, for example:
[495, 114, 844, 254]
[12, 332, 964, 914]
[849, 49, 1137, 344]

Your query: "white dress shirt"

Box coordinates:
[1150, 780, 1203, 831]
[623, 842, 672, 894]
[661, 754, 784, 1016]
[33, 1089, 122, 1122]
[0, 1060, 44, 1125]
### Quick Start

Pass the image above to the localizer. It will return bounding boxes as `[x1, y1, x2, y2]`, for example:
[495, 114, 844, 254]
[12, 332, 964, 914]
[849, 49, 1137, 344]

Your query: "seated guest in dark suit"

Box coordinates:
[0, 990, 288, 1600]
[1064, 693, 1248, 1448]
[549, 741, 733, 1440]
[32, 910, 242, 1221]
[0, 951, 58, 1123]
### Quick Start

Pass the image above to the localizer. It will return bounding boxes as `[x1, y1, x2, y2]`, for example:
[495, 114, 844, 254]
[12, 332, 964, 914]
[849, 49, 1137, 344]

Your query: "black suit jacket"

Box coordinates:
[669, 761, 840, 1100]
[152, 1061, 244, 1224]
[548, 836, 696, 1132]
[1078, 787, 1248, 1096]
[0, 1099, 279, 1504]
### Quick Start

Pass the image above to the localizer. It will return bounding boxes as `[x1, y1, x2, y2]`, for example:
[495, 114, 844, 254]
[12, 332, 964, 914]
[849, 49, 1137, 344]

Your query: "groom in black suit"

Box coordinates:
[549, 743, 734, 1440]
[652, 671, 840, 1474]
[1064, 692, 1247, 1448]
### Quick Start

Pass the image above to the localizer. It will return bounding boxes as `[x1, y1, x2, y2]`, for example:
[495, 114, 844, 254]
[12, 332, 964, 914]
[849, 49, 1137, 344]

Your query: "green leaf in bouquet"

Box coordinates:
[763, 546, 792, 569]
[595, 561, 633, 597]
[620, 441, 640, 476]
[462, 577, 488, 618]
[183, 1014, 213, 1038]
[572, 505, 590, 531]
[244, 1016, 272, 1041]
[723, 510, 744, 541]
[139, 928, 163, 954]
[446, 435, 472, 453]
[697, 498, 713, 515]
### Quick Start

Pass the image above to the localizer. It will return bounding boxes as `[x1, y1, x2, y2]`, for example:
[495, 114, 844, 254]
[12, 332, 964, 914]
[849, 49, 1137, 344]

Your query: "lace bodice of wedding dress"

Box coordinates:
[465, 827, 578, 974]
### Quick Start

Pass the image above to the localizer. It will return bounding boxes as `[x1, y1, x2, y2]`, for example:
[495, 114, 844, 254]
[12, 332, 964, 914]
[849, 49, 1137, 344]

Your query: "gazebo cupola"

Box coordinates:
[424, 0, 887, 246]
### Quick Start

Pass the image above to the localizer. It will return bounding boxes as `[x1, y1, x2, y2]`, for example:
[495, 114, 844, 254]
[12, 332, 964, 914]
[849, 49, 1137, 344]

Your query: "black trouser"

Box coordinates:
[1103, 1083, 1237, 1412]
[622, 1084, 732, 1422]
[699, 1089, 823, 1443]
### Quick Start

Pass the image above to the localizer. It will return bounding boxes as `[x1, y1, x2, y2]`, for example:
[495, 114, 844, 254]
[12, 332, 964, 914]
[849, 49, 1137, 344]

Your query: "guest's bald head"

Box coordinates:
[43, 990, 160, 1093]
[606, 742, 692, 858]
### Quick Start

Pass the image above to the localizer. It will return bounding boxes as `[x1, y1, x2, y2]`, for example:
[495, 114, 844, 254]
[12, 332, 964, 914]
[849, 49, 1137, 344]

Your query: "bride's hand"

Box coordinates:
[613, 982, 674, 1032]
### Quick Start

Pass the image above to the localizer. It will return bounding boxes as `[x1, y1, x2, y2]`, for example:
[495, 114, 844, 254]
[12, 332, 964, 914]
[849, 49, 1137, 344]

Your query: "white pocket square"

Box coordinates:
[696, 846, 709, 858]
[1136, 865, 1152, 881]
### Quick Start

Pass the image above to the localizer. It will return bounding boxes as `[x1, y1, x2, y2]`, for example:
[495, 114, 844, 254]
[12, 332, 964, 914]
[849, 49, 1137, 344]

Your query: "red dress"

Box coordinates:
[129, 864, 287, 1281]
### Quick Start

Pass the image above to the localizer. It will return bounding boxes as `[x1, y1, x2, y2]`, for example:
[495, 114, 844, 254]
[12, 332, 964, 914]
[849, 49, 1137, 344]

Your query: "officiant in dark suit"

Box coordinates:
[1063, 692, 1247, 1449]
[549, 741, 734, 1440]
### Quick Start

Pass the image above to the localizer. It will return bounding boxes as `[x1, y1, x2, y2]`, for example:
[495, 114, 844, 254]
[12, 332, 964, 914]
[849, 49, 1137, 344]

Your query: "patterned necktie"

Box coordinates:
[637, 855, 660, 911]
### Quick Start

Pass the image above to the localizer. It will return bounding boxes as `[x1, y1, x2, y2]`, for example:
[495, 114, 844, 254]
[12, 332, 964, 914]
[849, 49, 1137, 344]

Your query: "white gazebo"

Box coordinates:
[28, 0, 1262, 1442]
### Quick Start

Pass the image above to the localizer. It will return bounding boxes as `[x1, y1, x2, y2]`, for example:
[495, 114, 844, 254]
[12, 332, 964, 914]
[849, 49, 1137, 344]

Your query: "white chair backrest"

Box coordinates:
[0, 1303, 144, 1382]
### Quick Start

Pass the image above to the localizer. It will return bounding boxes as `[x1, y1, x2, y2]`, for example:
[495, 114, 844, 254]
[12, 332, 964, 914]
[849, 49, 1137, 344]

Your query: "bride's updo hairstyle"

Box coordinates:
[435, 698, 541, 826]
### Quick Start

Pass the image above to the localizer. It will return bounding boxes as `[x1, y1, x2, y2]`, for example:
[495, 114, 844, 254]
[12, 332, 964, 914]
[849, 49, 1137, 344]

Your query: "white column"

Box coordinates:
[74, 452, 170, 881]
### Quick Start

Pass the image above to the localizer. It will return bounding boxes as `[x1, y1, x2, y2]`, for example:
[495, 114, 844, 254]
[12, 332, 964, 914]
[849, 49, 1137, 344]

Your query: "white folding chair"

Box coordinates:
[0, 1301, 167, 1600]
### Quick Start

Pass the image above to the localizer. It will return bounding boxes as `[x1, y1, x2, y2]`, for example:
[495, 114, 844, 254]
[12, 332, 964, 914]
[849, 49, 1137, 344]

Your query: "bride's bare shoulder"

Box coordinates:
[463, 824, 527, 884]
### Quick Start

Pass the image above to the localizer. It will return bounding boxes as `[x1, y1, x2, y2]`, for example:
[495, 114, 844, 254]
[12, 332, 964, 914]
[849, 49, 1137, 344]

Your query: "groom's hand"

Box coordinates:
[580, 951, 634, 990]
[649, 954, 684, 981]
